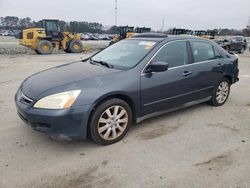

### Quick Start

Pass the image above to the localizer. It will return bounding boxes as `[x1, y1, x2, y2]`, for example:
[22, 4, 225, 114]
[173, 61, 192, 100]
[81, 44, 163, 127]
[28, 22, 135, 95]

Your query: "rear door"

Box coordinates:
[187, 40, 225, 99]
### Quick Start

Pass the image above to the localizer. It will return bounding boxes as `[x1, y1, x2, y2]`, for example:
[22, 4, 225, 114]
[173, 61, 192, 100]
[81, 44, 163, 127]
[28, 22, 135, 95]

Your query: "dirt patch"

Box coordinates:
[206, 122, 239, 132]
[138, 118, 184, 140]
[246, 103, 250, 107]
[33, 165, 113, 188]
[194, 152, 233, 171]
[0, 80, 12, 85]
[102, 160, 109, 166]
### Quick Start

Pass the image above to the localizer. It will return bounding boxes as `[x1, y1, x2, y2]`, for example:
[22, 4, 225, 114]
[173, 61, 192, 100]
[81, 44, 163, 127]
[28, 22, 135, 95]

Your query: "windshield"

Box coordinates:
[91, 39, 157, 69]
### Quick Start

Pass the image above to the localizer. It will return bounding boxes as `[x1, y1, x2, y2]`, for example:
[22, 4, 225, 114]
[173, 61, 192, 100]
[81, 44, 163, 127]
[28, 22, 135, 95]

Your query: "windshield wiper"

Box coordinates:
[89, 58, 113, 68]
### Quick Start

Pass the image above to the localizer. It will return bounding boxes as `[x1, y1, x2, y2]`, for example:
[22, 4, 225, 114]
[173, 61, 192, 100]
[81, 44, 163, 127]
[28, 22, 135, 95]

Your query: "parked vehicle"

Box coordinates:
[80, 33, 90, 41]
[15, 34, 239, 145]
[88, 34, 99, 40]
[98, 34, 111, 40]
[215, 36, 247, 53]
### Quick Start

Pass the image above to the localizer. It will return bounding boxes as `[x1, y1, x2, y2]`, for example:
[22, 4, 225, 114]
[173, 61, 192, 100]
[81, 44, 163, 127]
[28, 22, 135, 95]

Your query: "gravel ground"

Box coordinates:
[0, 36, 109, 55]
[0, 42, 250, 188]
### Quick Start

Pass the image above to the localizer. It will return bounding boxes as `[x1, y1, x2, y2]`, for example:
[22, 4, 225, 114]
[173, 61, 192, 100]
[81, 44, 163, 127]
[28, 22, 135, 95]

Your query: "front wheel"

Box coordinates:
[208, 78, 231, 106]
[89, 99, 132, 145]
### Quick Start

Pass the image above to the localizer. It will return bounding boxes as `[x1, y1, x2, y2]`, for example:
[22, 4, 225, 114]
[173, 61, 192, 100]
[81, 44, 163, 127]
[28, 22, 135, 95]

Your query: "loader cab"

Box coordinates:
[135, 27, 151, 34]
[172, 29, 192, 35]
[117, 26, 135, 39]
[42, 19, 63, 40]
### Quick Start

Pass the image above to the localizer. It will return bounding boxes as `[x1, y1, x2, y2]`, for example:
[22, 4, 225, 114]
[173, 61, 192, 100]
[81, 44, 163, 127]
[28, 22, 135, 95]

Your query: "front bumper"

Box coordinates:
[15, 92, 92, 140]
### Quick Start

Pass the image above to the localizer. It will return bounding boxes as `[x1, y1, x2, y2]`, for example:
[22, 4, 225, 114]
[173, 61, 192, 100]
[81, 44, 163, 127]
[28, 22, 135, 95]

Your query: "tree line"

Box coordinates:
[0, 16, 107, 33]
[0, 16, 249, 36]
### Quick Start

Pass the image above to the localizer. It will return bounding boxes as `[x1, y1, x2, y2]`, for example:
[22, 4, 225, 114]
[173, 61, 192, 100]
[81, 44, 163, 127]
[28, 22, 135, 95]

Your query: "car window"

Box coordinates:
[191, 41, 216, 62]
[152, 41, 188, 68]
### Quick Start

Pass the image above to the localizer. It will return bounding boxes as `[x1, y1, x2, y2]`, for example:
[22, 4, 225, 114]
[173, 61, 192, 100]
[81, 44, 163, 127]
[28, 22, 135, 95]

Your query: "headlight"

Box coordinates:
[33, 90, 81, 109]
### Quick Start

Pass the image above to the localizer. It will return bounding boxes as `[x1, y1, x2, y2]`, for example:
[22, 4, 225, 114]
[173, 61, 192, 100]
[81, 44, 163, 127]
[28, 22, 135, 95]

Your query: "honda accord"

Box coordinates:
[15, 33, 239, 145]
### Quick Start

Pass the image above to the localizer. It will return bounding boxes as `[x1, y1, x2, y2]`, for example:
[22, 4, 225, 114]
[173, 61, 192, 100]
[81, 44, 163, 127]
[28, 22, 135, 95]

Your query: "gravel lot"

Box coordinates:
[0, 36, 109, 55]
[0, 38, 250, 188]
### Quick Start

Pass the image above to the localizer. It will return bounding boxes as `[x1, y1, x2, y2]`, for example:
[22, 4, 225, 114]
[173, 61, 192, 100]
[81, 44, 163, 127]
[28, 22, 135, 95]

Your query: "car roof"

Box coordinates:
[130, 33, 204, 42]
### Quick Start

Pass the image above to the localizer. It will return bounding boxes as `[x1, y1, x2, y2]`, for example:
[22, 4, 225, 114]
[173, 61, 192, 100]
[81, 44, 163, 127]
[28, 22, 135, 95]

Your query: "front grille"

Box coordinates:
[17, 90, 34, 105]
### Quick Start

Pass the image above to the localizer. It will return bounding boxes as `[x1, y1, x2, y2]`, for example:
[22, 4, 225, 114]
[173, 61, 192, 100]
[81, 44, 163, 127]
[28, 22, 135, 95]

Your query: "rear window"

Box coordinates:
[191, 41, 216, 62]
[232, 37, 243, 41]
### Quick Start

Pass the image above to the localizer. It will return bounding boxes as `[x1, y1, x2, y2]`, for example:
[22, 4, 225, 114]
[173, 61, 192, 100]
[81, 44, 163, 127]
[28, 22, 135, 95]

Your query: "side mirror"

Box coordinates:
[145, 61, 169, 73]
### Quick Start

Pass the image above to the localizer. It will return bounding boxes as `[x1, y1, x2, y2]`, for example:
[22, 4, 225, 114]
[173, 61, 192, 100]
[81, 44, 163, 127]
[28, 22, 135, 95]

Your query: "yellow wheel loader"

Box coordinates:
[193, 30, 216, 40]
[19, 19, 83, 54]
[172, 28, 192, 35]
[110, 26, 151, 45]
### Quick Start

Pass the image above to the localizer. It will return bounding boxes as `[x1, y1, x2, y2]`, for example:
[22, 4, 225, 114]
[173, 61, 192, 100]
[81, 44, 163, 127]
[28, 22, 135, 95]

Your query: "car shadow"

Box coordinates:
[128, 103, 212, 140]
[30, 102, 211, 148]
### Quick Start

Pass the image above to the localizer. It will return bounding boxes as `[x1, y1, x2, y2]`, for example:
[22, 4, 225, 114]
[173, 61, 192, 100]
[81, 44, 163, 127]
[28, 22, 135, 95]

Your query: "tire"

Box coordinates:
[68, 39, 83, 53]
[37, 40, 53, 54]
[64, 48, 71, 53]
[35, 50, 41, 54]
[238, 47, 244, 54]
[207, 78, 231, 106]
[89, 98, 132, 145]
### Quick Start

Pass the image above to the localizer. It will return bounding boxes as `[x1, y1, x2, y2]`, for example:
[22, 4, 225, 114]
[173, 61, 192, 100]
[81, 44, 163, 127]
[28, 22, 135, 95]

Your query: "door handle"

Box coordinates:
[217, 63, 223, 67]
[182, 71, 192, 77]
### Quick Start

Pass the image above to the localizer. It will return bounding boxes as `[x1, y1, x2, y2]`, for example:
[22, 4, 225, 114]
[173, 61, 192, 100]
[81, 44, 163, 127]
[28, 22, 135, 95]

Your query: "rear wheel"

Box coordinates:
[239, 47, 245, 54]
[225, 45, 230, 52]
[89, 99, 132, 145]
[208, 78, 230, 106]
[37, 40, 53, 54]
[68, 40, 83, 53]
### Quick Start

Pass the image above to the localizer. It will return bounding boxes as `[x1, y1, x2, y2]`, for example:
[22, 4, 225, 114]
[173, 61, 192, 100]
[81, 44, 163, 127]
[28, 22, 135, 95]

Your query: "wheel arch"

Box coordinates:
[224, 75, 233, 84]
[86, 93, 138, 136]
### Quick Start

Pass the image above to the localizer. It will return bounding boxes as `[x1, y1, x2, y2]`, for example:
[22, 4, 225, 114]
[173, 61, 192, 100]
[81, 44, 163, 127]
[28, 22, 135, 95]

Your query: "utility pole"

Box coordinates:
[161, 18, 165, 32]
[115, 0, 118, 26]
[248, 16, 250, 28]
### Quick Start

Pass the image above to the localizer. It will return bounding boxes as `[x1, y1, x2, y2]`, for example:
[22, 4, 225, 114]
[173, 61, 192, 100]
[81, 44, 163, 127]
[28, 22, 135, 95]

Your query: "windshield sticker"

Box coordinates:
[138, 41, 156, 49]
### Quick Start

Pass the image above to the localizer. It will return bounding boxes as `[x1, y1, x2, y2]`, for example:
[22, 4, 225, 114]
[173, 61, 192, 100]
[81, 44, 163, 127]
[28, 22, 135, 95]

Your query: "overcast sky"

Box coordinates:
[0, 0, 249, 30]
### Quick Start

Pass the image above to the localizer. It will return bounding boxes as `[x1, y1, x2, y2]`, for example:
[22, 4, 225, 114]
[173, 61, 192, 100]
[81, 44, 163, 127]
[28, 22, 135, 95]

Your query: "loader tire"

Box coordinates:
[68, 40, 83, 53]
[35, 50, 41, 54]
[64, 48, 71, 53]
[37, 40, 53, 55]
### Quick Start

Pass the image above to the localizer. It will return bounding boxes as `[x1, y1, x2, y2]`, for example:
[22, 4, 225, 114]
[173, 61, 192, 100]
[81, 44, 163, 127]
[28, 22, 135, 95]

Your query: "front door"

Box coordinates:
[141, 40, 196, 115]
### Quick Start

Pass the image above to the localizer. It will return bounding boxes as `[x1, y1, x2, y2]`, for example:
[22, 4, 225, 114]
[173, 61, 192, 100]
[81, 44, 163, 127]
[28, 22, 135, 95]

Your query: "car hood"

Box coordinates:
[21, 61, 121, 99]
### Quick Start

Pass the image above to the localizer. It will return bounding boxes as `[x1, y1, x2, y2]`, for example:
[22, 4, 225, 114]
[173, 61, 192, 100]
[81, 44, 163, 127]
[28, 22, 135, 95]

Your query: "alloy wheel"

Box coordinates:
[98, 105, 128, 141]
[216, 81, 229, 104]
